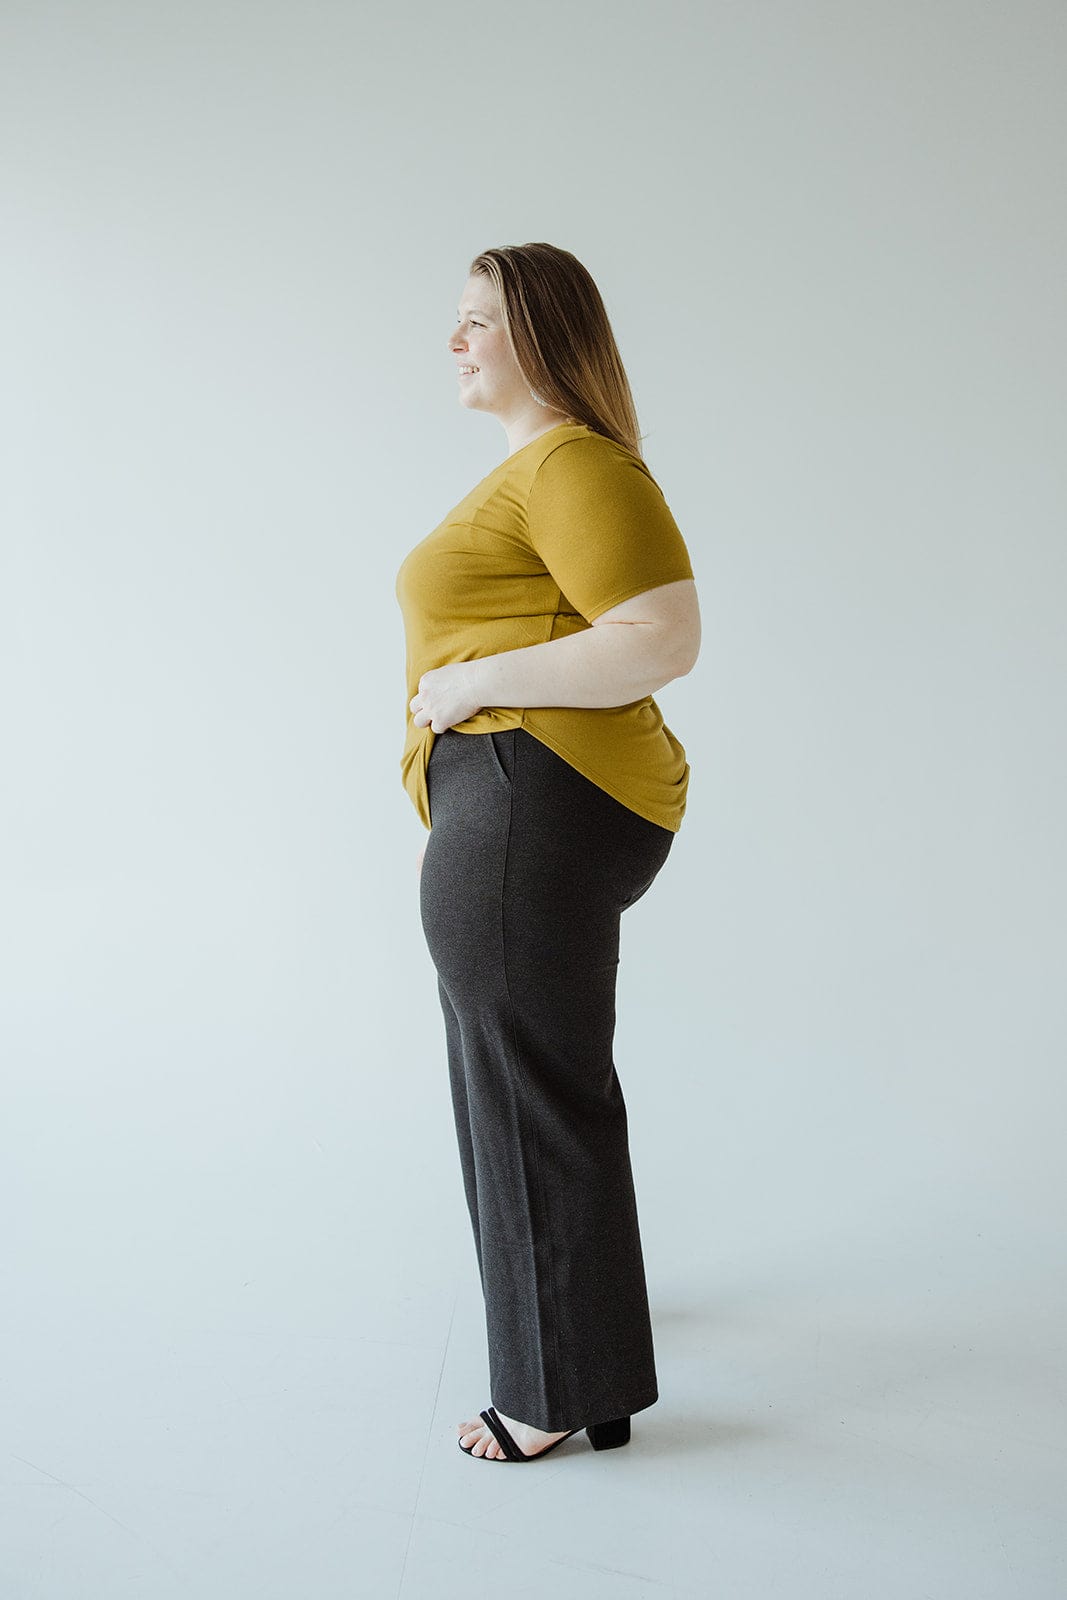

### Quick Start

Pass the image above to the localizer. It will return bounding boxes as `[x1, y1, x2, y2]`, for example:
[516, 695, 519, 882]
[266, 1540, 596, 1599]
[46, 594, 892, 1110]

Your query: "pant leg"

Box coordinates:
[436, 971, 484, 1289]
[420, 725, 674, 1433]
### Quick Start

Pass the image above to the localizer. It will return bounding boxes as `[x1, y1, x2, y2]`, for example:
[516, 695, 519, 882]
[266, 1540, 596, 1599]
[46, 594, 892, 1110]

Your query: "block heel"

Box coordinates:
[586, 1415, 631, 1450]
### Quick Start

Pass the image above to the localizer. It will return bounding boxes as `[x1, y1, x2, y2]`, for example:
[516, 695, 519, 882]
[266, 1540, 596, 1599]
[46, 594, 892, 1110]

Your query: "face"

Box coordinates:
[448, 274, 528, 418]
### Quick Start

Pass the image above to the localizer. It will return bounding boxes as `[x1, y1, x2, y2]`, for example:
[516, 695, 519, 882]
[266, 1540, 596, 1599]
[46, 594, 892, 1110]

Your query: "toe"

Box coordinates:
[456, 1414, 508, 1458]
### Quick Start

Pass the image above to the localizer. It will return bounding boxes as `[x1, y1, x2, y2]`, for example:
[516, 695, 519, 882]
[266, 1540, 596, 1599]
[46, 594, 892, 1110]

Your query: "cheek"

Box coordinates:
[483, 338, 515, 378]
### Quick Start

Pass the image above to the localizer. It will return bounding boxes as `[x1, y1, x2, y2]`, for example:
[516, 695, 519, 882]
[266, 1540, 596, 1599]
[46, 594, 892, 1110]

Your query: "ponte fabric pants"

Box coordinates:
[419, 725, 675, 1434]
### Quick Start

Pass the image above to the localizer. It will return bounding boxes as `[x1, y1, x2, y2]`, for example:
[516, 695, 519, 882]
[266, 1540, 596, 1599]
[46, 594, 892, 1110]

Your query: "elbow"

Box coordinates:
[650, 646, 696, 694]
[673, 632, 701, 678]
[654, 622, 701, 682]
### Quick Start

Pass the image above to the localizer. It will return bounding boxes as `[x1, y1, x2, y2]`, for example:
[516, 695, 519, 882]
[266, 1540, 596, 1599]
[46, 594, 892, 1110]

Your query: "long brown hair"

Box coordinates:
[468, 242, 645, 459]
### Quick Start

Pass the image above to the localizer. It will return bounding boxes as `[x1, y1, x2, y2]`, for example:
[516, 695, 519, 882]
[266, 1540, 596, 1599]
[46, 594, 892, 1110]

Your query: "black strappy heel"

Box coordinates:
[458, 1405, 631, 1461]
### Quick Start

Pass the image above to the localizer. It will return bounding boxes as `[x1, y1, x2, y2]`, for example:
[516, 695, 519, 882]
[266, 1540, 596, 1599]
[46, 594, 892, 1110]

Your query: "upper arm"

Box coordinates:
[592, 577, 701, 675]
[526, 439, 697, 650]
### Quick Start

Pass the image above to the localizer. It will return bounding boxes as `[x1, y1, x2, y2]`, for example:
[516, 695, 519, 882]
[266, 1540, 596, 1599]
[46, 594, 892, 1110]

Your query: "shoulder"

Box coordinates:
[532, 428, 664, 502]
[540, 426, 646, 471]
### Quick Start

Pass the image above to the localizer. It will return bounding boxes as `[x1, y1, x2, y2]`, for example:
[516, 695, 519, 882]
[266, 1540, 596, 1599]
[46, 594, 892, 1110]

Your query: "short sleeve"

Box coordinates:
[526, 437, 695, 622]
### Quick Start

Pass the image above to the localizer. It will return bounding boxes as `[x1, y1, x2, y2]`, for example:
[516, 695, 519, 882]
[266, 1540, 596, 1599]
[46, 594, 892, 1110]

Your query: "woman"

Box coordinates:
[394, 242, 701, 1463]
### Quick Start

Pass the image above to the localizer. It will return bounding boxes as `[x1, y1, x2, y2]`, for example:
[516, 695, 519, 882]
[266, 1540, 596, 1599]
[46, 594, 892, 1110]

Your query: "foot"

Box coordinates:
[456, 1408, 573, 1460]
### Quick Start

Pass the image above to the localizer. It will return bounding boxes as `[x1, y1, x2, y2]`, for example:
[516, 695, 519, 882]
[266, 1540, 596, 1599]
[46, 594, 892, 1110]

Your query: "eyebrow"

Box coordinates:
[457, 306, 492, 318]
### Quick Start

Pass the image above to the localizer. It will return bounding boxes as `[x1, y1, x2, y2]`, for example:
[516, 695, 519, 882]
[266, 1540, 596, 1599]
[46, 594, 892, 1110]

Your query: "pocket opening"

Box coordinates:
[485, 730, 512, 788]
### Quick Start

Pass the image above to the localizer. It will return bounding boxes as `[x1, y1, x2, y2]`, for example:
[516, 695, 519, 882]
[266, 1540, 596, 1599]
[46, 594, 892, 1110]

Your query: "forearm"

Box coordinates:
[470, 623, 687, 710]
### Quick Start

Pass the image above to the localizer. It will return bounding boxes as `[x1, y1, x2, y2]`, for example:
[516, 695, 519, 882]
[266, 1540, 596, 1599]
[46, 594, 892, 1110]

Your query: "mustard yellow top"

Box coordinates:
[394, 422, 696, 833]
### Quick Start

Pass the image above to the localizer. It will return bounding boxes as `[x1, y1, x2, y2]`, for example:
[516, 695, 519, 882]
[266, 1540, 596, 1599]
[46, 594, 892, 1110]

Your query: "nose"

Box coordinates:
[448, 325, 467, 354]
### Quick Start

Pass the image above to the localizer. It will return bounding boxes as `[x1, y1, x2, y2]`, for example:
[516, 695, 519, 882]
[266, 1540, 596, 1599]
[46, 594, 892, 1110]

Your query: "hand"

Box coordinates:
[410, 660, 484, 733]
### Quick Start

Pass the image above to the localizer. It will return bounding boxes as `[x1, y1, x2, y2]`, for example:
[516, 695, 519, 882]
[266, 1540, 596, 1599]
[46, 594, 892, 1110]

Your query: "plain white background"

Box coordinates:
[2, 2, 1064, 1595]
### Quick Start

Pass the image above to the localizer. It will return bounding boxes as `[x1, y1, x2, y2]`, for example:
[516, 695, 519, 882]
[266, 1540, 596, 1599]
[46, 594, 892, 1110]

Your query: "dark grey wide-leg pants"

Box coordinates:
[419, 725, 674, 1433]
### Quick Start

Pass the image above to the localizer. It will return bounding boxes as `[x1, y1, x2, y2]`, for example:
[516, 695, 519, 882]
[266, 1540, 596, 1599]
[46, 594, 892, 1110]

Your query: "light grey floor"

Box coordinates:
[3, 1150, 1063, 1599]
